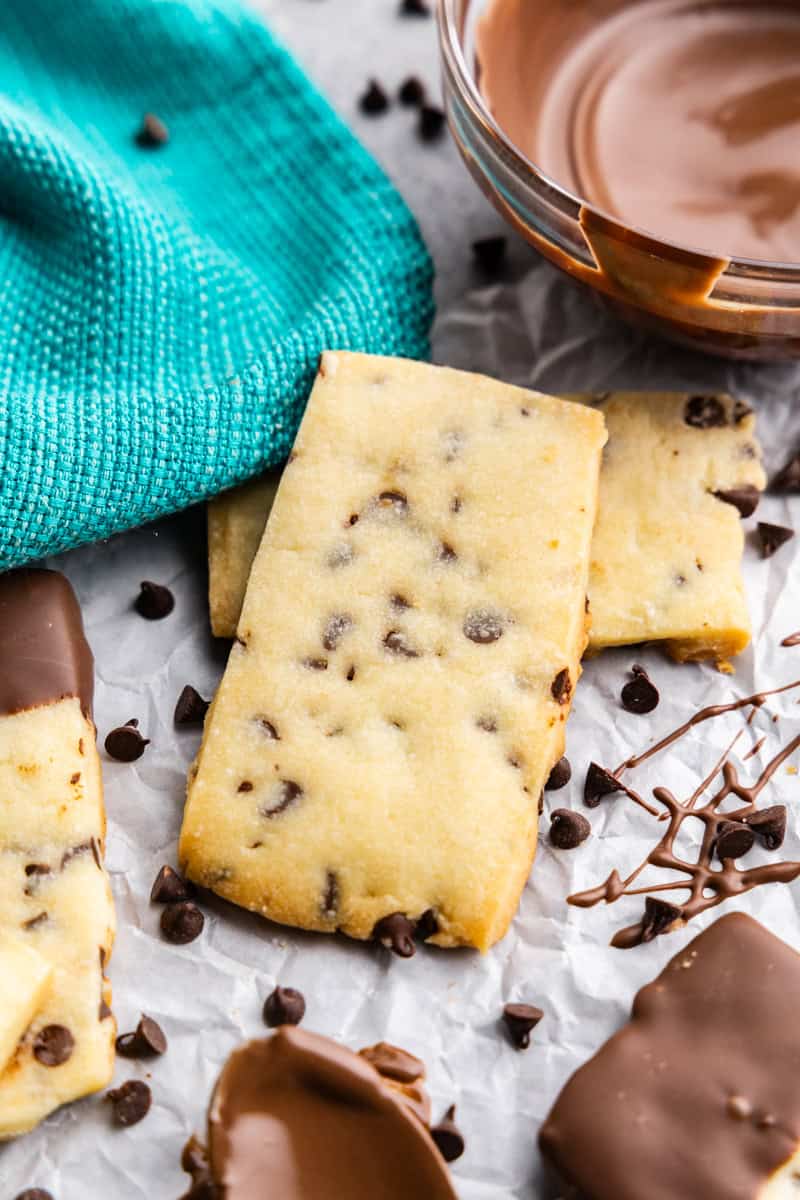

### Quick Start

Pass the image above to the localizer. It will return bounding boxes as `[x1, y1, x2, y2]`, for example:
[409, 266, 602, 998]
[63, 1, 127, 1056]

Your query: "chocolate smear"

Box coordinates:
[781, 631, 800, 646]
[104, 718, 149, 762]
[134, 580, 174, 619]
[757, 522, 794, 558]
[549, 809, 591, 850]
[174, 685, 210, 726]
[431, 1105, 465, 1163]
[107, 1079, 152, 1126]
[263, 986, 306, 1028]
[384, 629, 420, 658]
[160, 901, 204, 945]
[620, 665, 659, 714]
[502, 1003, 544, 1050]
[373, 912, 417, 958]
[711, 484, 761, 518]
[150, 864, 195, 904]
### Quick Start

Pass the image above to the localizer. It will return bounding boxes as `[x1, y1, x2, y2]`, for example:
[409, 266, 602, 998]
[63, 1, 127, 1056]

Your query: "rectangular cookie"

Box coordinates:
[208, 391, 764, 666]
[540, 913, 800, 1200]
[584, 392, 765, 663]
[0, 569, 116, 1138]
[208, 472, 281, 639]
[181, 351, 606, 952]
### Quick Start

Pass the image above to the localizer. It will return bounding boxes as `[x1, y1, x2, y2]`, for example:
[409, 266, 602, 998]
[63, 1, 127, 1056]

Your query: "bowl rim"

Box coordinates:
[437, 0, 800, 279]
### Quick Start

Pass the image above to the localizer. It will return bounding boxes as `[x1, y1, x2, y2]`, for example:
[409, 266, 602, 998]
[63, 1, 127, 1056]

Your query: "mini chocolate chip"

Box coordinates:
[715, 820, 755, 861]
[116, 1015, 167, 1058]
[733, 400, 753, 423]
[322, 612, 353, 651]
[463, 608, 504, 644]
[451, 496, 462, 513]
[584, 762, 622, 808]
[263, 986, 306, 1028]
[377, 490, 408, 513]
[621, 665, 660, 714]
[359, 79, 389, 115]
[14, 1191, 54, 1200]
[302, 656, 328, 671]
[419, 104, 446, 142]
[160, 901, 204, 945]
[23, 912, 48, 931]
[438, 541, 457, 563]
[25, 863, 51, 878]
[174, 685, 210, 726]
[545, 756, 572, 790]
[322, 870, 339, 919]
[135, 113, 169, 148]
[684, 395, 727, 428]
[237, 780, 253, 793]
[476, 715, 498, 733]
[261, 779, 303, 818]
[771, 451, 800, 493]
[384, 629, 420, 658]
[757, 522, 794, 558]
[640, 896, 683, 943]
[745, 805, 787, 850]
[253, 718, 279, 741]
[346, 665, 357, 681]
[33, 1024, 74, 1067]
[391, 593, 411, 610]
[107, 1079, 152, 1127]
[549, 809, 591, 850]
[415, 908, 439, 941]
[712, 484, 760, 518]
[134, 580, 174, 619]
[431, 1105, 465, 1163]
[472, 235, 507, 276]
[398, 75, 426, 106]
[502, 1003, 544, 1050]
[105, 719, 149, 762]
[373, 912, 416, 958]
[400, 0, 430, 15]
[551, 668, 572, 705]
[150, 864, 195, 904]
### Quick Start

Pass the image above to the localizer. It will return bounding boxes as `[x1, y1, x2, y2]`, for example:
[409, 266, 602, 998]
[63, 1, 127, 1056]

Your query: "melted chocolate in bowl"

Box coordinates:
[477, 0, 800, 262]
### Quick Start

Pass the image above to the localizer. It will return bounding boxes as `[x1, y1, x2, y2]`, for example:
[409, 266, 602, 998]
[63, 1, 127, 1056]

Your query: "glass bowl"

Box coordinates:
[437, 0, 800, 361]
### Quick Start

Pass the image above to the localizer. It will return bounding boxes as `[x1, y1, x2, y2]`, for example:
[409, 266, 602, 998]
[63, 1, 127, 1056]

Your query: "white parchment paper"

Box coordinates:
[3, 258, 800, 1199]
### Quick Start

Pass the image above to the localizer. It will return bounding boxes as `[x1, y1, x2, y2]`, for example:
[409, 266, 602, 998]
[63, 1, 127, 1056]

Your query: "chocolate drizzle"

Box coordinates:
[569, 681, 800, 947]
[0, 569, 94, 718]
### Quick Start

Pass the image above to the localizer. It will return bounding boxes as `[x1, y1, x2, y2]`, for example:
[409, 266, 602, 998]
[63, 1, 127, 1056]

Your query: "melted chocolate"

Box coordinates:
[540, 913, 800, 1200]
[0, 569, 93, 718]
[206, 1028, 456, 1199]
[569, 682, 800, 946]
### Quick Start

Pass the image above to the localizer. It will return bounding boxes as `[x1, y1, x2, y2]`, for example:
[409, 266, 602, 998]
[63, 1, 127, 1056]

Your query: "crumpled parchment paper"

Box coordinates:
[3, 257, 800, 1199]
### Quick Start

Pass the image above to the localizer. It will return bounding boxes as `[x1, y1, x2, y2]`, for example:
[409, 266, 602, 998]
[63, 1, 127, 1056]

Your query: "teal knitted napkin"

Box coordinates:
[0, 0, 433, 569]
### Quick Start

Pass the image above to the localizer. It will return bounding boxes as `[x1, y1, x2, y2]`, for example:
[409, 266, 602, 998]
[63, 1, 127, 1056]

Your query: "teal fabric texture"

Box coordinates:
[0, 0, 433, 569]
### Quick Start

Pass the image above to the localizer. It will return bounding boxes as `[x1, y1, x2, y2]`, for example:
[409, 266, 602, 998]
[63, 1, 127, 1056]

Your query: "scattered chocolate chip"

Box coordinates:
[33, 1024, 74, 1067]
[771, 451, 800, 493]
[419, 104, 446, 142]
[545, 756, 572, 790]
[384, 629, 420, 658]
[14, 1191, 54, 1200]
[714, 820, 756, 861]
[160, 901, 204, 945]
[398, 75, 426, 106]
[415, 908, 439, 941]
[684, 395, 727, 428]
[150, 864, 195, 904]
[620, 664, 660, 714]
[400, 0, 430, 15]
[549, 809, 591, 850]
[502, 1002, 544, 1050]
[431, 1105, 465, 1163]
[745, 805, 787, 850]
[551, 668, 572, 705]
[174, 685, 210, 726]
[712, 484, 760, 518]
[463, 608, 504, 644]
[116, 1015, 167, 1058]
[360, 1043, 425, 1083]
[640, 896, 683, 943]
[322, 870, 339, 919]
[134, 580, 174, 619]
[322, 612, 353, 651]
[359, 79, 389, 115]
[237, 780, 254, 793]
[584, 762, 622, 807]
[135, 112, 169, 148]
[107, 1079, 152, 1127]
[757, 522, 794, 558]
[472, 235, 507, 276]
[373, 912, 416, 958]
[302, 656, 328, 671]
[263, 986, 306, 1028]
[260, 779, 303, 818]
[105, 718, 149, 762]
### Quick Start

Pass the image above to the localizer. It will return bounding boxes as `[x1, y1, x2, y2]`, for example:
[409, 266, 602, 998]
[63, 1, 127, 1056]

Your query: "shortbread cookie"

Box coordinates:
[208, 472, 281, 638]
[583, 392, 765, 662]
[0, 939, 52, 1074]
[180, 352, 606, 951]
[0, 569, 115, 1138]
[540, 913, 800, 1200]
[199, 1027, 457, 1199]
